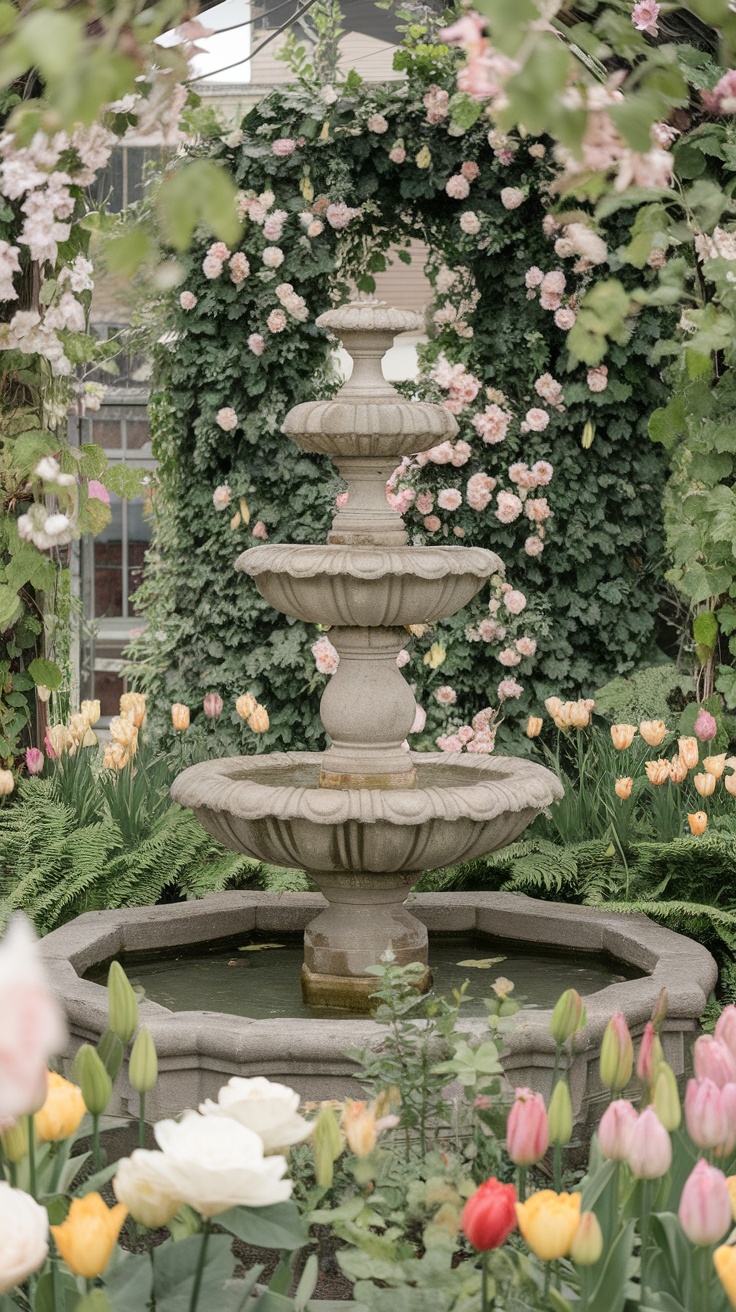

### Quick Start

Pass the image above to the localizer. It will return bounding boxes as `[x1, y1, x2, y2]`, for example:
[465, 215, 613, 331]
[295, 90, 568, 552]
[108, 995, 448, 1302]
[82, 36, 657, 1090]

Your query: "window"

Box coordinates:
[93, 146, 160, 214]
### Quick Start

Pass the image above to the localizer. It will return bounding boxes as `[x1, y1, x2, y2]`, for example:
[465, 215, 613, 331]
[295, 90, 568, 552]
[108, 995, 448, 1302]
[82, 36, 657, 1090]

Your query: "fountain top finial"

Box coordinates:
[316, 300, 423, 336]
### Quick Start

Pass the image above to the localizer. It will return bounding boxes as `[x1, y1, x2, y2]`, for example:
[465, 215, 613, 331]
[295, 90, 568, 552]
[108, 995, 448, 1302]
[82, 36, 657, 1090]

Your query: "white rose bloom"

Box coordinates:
[34, 457, 60, 481]
[320, 85, 338, 105]
[0, 1184, 48, 1293]
[153, 1111, 292, 1217]
[200, 1077, 313, 1154]
[114, 1151, 183, 1229]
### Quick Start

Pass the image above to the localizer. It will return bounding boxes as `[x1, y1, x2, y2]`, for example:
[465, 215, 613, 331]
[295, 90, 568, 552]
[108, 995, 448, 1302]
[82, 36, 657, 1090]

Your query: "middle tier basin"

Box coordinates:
[236, 544, 502, 626]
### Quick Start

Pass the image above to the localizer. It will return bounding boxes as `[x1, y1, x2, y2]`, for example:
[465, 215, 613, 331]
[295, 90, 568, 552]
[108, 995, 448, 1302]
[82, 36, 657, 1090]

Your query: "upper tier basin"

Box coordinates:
[282, 397, 458, 459]
[237, 544, 501, 626]
[170, 751, 564, 875]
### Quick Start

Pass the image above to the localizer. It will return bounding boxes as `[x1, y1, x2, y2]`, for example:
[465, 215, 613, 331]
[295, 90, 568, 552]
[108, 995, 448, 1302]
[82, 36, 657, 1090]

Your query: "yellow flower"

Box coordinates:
[715, 1244, 736, 1309]
[726, 772, 736, 798]
[415, 145, 432, 169]
[171, 703, 190, 732]
[248, 704, 269, 733]
[668, 755, 688, 783]
[727, 1176, 736, 1221]
[236, 693, 257, 720]
[342, 1101, 377, 1157]
[109, 716, 138, 756]
[68, 712, 91, 743]
[35, 1072, 86, 1143]
[611, 724, 637, 750]
[678, 736, 699, 769]
[80, 699, 101, 727]
[705, 753, 727, 780]
[645, 758, 670, 786]
[119, 692, 147, 728]
[615, 776, 633, 800]
[695, 771, 716, 798]
[103, 740, 131, 771]
[640, 720, 667, 748]
[526, 716, 542, 739]
[568, 700, 592, 729]
[688, 811, 708, 836]
[515, 1190, 582, 1261]
[51, 1193, 127, 1278]
[570, 1211, 603, 1266]
[423, 642, 446, 670]
[47, 724, 73, 757]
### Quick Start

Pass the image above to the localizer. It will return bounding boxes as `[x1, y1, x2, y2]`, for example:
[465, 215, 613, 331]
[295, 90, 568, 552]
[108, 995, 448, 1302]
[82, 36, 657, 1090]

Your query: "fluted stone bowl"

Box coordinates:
[237, 545, 501, 627]
[170, 752, 564, 875]
[282, 396, 458, 459]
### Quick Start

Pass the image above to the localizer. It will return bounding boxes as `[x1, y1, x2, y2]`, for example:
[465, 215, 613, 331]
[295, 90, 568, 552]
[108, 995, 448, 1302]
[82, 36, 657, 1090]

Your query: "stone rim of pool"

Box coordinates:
[40, 890, 717, 1134]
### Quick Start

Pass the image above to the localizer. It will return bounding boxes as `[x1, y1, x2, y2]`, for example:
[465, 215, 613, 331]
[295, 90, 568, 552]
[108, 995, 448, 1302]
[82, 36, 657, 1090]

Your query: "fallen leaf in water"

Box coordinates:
[239, 942, 286, 952]
[456, 957, 506, 969]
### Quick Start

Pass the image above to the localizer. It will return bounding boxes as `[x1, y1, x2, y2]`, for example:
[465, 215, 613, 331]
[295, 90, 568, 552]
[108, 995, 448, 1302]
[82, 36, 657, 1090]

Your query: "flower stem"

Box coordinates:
[639, 1179, 652, 1302]
[27, 1115, 36, 1199]
[139, 1092, 146, 1150]
[481, 1251, 491, 1312]
[517, 1165, 527, 1203]
[553, 1141, 562, 1193]
[188, 1219, 211, 1312]
[701, 1245, 712, 1312]
[92, 1113, 101, 1173]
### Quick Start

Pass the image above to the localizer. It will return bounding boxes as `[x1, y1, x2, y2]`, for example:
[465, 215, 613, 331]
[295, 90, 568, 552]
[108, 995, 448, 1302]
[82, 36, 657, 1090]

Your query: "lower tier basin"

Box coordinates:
[40, 890, 717, 1138]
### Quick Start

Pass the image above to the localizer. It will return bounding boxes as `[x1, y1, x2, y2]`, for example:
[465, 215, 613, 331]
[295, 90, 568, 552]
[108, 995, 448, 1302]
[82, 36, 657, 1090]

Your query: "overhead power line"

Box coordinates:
[186, 0, 334, 83]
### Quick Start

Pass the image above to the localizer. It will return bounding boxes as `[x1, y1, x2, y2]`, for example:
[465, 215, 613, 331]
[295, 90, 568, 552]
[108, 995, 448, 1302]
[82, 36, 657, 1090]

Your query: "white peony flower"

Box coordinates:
[0, 1184, 48, 1292]
[34, 457, 60, 481]
[114, 1152, 183, 1229]
[200, 1077, 313, 1153]
[320, 85, 338, 105]
[262, 246, 284, 268]
[152, 1111, 292, 1217]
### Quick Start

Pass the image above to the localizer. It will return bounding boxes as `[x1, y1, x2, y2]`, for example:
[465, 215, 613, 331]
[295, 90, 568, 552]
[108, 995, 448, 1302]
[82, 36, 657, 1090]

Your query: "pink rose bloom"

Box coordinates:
[504, 589, 527, 615]
[495, 491, 523, 524]
[396, 649, 410, 667]
[525, 535, 544, 556]
[506, 1088, 549, 1165]
[555, 307, 576, 330]
[466, 472, 496, 511]
[202, 254, 222, 279]
[179, 290, 197, 310]
[526, 497, 552, 523]
[534, 374, 564, 408]
[87, 480, 110, 504]
[336, 491, 349, 508]
[262, 246, 284, 268]
[229, 253, 250, 284]
[203, 692, 223, 719]
[216, 407, 238, 432]
[515, 636, 537, 657]
[307, 220, 324, 237]
[423, 84, 451, 124]
[438, 488, 462, 511]
[694, 708, 718, 740]
[423, 515, 441, 533]
[473, 404, 511, 444]
[457, 725, 475, 744]
[435, 685, 457, 706]
[460, 211, 481, 235]
[312, 636, 339, 675]
[525, 408, 550, 432]
[541, 269, 566, 295]
[467, 732, 494, 753]
[272, 138, 297, 155]
[500, 187, 524, 210]
[252, 520, 268, 541]
[479, 619, 506, 642]
[450, 440, 472, 467]
[461, 161, 480, 181]
[508, 461, 529, 486]
[263, 217, 284, 241]
[498, 647, 521, 667]
[0, 917, 66, 1119]
[632, 0, 660, 36]
[248, 333, 265, 356]
[326, 202, 360, 230]
[525, 266, 544, 288]
[212, 484, 231, 511]
[416, 492, 434, 514]
[25, 747, 44, 775]
[437, 733, 464, 752]
[367, 113, 389, 134]
[410, 704, 426, 734]
[540, 289, 562, 311]
[498, 679, 522, 702]
[446, 174, 471, 199]
[587, 365, 608, 392]
[267, 309, 287, 333]
[389, 145, 406, 164]
[208, 242, 230, 261]
[703, 69, 736, 114]
[532, 459, 554, 485]
[427, 441, 454, 465]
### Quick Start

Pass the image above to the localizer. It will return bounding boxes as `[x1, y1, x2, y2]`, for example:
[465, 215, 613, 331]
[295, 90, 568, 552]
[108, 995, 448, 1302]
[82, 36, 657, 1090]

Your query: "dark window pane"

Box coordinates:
[94, 670, 125, 717]
[93, 420, 123, 450]
[127, 498, 150, 607]
[126, 419, 150, 449]
[94, 495, 123, 617]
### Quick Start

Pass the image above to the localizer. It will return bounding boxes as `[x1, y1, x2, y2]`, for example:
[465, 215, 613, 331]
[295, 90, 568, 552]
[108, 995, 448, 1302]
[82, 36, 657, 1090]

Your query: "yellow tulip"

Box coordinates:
[423, 642, 446, 670]
[102, 740, 131, 771]
[171, 703, 190, 732]
[0, 769, 14, 797]
[119, 692, 147, 729]
[342, 1101, 377, 1157]
[236, 692, 257, 721]
[725, 773, 736, 798]
[526, 716, 543, 739]
[569, 700, 592, 729]
[678, 736, 699, 769]
[51, 1193, 127, 1278]
[80, 699, 101, 727]
[570, 1211, 603, 1266]
[110, 716, 138, 752]
[714, 1244, 736, 1309]
[515, 1190, 582, 1261]
[248, 704, 269, 733]
[645, 758, 670, 786]
[1, 1119, 29, 1162]
[688, 811, 708, 836]
[668, 755, 688, 783]
[727, 1176, 736, 1221]
[35, 1072, 86, 1143]
[611, 724, 637, 750]
[640, 720, 667, 748]
[705, 754, 727, 780]
[415, 145, 432, 169]
[695, 772, 716, 798]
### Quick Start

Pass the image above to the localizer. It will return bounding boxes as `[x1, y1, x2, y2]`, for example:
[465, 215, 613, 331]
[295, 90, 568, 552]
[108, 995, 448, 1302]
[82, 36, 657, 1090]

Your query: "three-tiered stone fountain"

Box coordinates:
[172, 301, 563, 1010]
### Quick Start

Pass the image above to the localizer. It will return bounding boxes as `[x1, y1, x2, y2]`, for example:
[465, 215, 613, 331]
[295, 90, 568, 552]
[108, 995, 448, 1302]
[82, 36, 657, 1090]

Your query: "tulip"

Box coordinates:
[545, 696, 562, 717]
[311, 1106, 343, 1188]
[688, 811, 708, 835]
[615, 776, 633, 800]
[51, 1193, 127, 1278]
[0, 1184, 49, 1292]
[571, 1211, 603, 1266]
[107, 961, 139, 1044]
[75, 1045, 112, 1116]
[715, 1244, 736, 1309]
[548, 1079, 573, 1146]
[695, 1036, 736, 1088]
[669, 755, 688, 783]
[34, 1072, 86, 1143]
[119, 692, 146, 728]
[685, 1078, 728, 1150]
[36, 684, 51, 703]
[423, 641, 446, 670]
[640, 720, 667, 747]
[695, 771, 716, 798]
[651, 986, 668, 1030]
[600, 1013, 633, 1091]
[679, 1160, 732, 1246]
[705, 753, 727, 779]
[726, 772, 736, 797]
[694, 708, 718, 741]
[1, 1119, 29, 1162]
[506, 1088, 549, 1166]
[645, 758, 670, 786]
[728, 1176, 736, 1221]
[236, 692, 257, 720]
[653, 1063, 681, 1131]
[0, 919, 65, 1122]
[129, 1027, 158, 1095]
[515, 1189, 582, 1261]
[719, 1084, 736, 1156]
[678, 736, 699, 769]
[598, 1099, 638, 1160]
[203, 692, 223, 719]
[45, 724, 72, 758]
[80, 698, 101, 726]
[171, 703, 190, 732]
[248, 704, 269, 733]
[637, 1021, 664, 1089]
[342, 1101, 378, 1157]
[0, 770, 14, 797]
[25, 748, 44, 776]
[550, 989, 585, 1045]
[201, 1076, 313, 1154]
[526, 716, 542, 739]
[626, 1106, 672, 1178]
[611, 724, 637, 750]
[715, 1005, 736, 1058]
[461, 1177, 517, 1250]
[569, 700, 592, 729]
[109, 716, 137, 754]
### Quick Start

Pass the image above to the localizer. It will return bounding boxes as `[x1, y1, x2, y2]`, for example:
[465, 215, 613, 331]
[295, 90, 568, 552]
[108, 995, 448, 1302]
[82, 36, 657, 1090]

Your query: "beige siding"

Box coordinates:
[372, 240, 433, 313]
[251, 28, 402, 85]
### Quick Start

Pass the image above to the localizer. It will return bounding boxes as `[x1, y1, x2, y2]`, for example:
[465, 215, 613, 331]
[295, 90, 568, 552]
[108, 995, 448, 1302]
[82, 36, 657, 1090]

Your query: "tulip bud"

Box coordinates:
[716, 1006, 736, 1058]
[600, 1013, 633, 1091]
[129, 1027, 158, 1094]
[653, 1062, 681, 1131]
[526, 716, 543, 739]
[705, 754, 727, 779]
[615, 776, 633, 800]
[248, 704, 269, 733]
[171, 703, 190, 732]
[550, 989, 585, 1045]
[598, 1099, 638, 1160]
[695, 771, 716, 798]
[203, 692, 223, 719]
[548, 1079, 573, 1146]
[342, 1100, 377, 1157]
[626, 1106, 672, 1179]
[1, 1119, 29, 1162]
[462, 1178, 517, 1251]
[688, 811, 708, 835]
[312, 1106, 343, 1187]
[611, 724, 637, 750]
[637, 1021, 664, 1089]
[236, 692, 257, 720]
[694, 708, 718, 741]
[107, 961, 139, 1044]
[75, 1044, 112, 1116]
[97, 1029, 124, 1080]
[35, 1072, 86, 1143]
[651, 987, 668, 1031]
[570, 1211, 603, 1266]
[685, 1077, 728, 1151]
[695, 1036, 736, 1089]
[679, 1160, 732, 1246]
[507, 1088, 549, 1166]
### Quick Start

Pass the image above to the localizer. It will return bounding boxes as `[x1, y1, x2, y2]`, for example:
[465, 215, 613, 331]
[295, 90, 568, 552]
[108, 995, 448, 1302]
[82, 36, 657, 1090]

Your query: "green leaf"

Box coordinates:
[105, 228, 154, 277]
[153, 1234, 235, 1312]
[693, 611, 718, 650]
[70, 1292, 111, 1312]
[105, 466, 147, 500]
[28, 657, 62, 691]
[158, 161, 242, 252]
[103, 1253, 153, 1312]
[218, 1202, 308, 1251]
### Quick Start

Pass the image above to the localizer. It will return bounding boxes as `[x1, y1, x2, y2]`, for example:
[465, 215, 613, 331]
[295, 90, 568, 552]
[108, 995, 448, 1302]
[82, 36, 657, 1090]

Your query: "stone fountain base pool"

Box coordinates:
[40, 890, 717, 1136]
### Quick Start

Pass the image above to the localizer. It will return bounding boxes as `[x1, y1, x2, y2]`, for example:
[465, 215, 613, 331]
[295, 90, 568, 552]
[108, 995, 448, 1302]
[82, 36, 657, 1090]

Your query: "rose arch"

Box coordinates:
[130, 22, 670, 752]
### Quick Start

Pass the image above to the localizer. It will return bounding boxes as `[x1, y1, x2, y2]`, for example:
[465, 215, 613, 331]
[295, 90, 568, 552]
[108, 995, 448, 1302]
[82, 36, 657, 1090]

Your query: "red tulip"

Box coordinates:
[506, 1088, 549, 1166]
[461, 1177, 517, 1251]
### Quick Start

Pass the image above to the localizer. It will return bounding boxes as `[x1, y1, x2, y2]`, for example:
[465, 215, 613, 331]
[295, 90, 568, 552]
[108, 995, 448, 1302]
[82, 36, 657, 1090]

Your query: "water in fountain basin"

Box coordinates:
[86, 933, 641, 1020]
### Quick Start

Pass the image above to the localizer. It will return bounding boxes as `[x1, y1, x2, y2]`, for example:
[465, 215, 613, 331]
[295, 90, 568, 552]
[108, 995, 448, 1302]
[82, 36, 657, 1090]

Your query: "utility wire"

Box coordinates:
[185, 0, 301, 40]
[187, 0, 335, 82]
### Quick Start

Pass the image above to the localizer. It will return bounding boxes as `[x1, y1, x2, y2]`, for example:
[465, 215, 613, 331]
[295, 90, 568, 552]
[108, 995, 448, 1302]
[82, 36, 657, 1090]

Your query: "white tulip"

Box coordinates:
[114, 1151, 183, 1229]
[200, 1077, 313, 1154]
[0, 1183, 48, 1292]
[153, 1112, 292, 1218]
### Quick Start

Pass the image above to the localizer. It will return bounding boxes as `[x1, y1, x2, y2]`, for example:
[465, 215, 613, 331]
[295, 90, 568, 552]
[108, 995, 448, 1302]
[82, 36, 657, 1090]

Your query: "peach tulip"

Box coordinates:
[688, 811, 708, 835]
[678, 736, 699, 769]
[171, 703, 190, 732]
[695, 771, 716, 798]
[526, 716, 542, 739]
[725, 772, 736, 797]
[640, 720, 667, 747]
[615, 777, 633, 800]
[704, 753, 726, 778]
[668, 755, 688, 783]
[611, 723, 636, 750]
[645, 758, 670, 786]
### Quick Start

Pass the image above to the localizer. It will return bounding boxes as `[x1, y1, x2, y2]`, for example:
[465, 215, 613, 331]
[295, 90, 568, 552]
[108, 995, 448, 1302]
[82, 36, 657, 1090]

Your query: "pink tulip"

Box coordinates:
[203, 693, 223, 720]
[685, 1078, 728, 1150]
[719, 1083, 736, 1156]
[598, 1099, 638, 1161]
[626, 1107, 672, 1179]
[678, 1160, 732, 1246]
[715, 1005, 736, 1058]
[25, 748, 44, 775]
[637, 1021, 657, 1086]
[694, 1035, 736, 1088]
[506, 1088, 549, 1166]
[693, 708, 718, 741]
[0, 917, 66, 1119]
